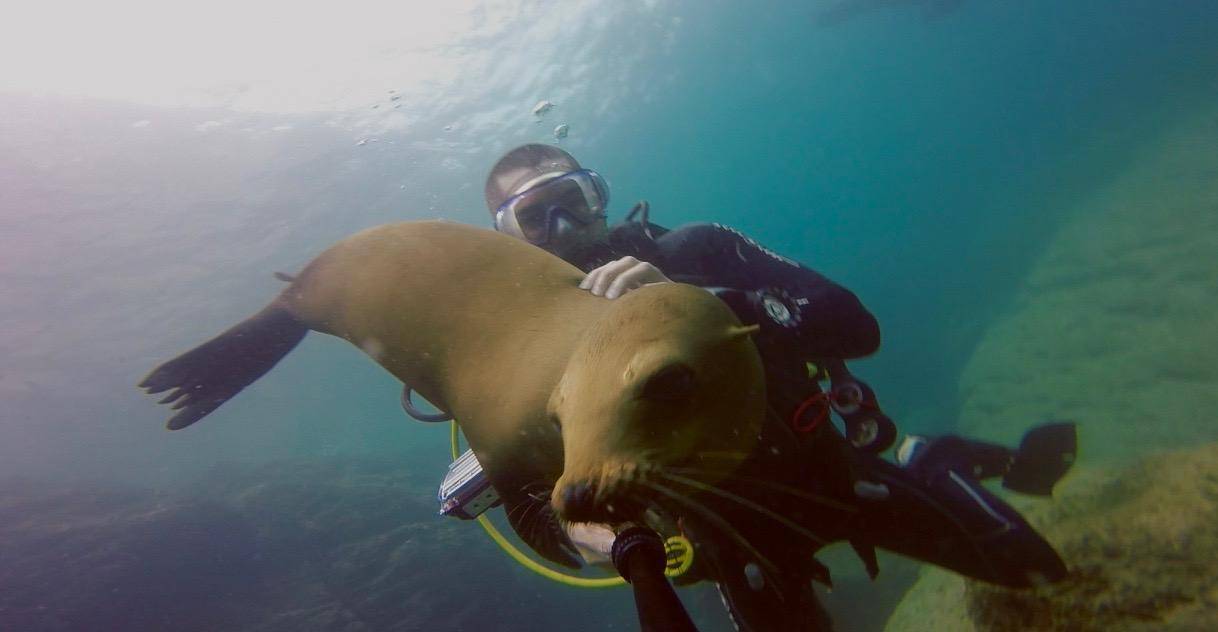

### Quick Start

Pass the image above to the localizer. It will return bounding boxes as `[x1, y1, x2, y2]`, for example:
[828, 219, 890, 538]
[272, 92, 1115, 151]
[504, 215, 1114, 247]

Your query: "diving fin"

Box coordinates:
[503, 493, 583, 569]
[1003, 422, 1077, 497]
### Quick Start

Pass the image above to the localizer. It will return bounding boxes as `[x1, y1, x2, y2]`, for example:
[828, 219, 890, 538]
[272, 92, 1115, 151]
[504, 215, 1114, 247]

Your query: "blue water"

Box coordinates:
[1, 0, 1216, 630]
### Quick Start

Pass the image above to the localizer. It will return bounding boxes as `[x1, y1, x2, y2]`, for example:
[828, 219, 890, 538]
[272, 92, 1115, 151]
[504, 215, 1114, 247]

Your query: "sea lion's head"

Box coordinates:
[549, 283, 766, 524]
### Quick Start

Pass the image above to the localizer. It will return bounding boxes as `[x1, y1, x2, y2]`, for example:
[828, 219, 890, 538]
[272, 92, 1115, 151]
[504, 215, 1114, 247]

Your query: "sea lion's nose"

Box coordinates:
[561, 482, 595, 517]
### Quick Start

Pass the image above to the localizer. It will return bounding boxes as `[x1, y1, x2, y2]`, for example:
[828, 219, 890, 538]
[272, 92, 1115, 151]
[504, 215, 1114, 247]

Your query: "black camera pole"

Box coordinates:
[612, 526, 698, 632]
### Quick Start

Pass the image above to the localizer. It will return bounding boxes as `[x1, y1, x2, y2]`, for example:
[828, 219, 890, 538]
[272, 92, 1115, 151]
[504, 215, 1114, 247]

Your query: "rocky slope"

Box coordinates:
[953, 108, 1218, 462]
[885, 443, 1218, 631]
[886, 105, 1218, 631]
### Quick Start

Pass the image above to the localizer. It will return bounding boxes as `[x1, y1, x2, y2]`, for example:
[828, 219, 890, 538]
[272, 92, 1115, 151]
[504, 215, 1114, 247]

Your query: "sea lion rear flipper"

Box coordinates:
[139, 305, 309, 430]
[503, 495, 583, 569]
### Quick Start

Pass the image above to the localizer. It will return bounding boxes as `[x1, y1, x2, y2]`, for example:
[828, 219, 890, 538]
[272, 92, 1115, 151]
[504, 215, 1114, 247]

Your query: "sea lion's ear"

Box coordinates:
[726, 324, 760, 339]
[621, 346, 668, 386]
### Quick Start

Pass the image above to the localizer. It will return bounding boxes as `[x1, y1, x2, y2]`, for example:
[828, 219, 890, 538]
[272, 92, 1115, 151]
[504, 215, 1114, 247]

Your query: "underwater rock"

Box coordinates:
[954, 108, 1218, 462]
[884, 442, 1218, 631]
[0, 460, 653, 632]
[0, 484, 271, 631]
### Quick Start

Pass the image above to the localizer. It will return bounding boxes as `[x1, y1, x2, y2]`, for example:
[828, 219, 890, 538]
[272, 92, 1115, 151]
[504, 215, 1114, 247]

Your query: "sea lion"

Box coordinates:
[140, 220, 766, 565]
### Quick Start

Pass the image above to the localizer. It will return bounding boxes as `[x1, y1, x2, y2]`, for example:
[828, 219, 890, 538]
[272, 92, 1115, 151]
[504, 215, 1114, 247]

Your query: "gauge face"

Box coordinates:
[849, 417, 879, 449]
[762, 295, 792, 325]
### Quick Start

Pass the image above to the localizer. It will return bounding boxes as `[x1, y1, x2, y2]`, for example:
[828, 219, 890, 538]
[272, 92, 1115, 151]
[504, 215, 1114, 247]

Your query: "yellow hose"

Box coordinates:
[450, 421, 627, 588]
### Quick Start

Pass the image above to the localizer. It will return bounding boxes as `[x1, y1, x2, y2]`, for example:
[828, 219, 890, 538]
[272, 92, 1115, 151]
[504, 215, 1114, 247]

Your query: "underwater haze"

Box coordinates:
[2, 0, 1217, 630]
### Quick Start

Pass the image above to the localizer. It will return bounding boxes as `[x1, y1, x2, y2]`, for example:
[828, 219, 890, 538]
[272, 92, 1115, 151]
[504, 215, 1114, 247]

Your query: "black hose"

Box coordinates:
[612, 527, 698, 632]
[400, 385, 452, 422]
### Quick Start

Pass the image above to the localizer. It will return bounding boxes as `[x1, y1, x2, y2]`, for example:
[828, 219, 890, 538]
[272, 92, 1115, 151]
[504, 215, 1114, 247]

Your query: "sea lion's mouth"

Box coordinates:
[554, 477, 648, 524]
[553, 458, 734, 525]
[553, 440, 762, 522]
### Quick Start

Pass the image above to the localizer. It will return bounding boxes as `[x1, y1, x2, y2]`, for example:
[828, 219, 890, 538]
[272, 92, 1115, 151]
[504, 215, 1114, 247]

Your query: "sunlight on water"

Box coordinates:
[0, 0, 677, 126]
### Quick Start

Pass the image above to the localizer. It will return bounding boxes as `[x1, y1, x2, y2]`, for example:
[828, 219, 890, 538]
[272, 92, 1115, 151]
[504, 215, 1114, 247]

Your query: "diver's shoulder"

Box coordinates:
[679, 223, 800, 267]
[657, 222, 733, 244]
[664, 221, 762, 241]
[660, 222, 771, 253]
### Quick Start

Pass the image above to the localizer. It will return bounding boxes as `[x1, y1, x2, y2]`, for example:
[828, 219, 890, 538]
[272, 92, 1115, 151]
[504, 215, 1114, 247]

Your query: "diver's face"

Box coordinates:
[494, 170, 610, 260]
[543, 214, 608, 260]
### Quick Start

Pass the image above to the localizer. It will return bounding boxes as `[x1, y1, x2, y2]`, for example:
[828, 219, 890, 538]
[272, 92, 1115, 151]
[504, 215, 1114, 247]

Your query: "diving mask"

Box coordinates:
[494, 169, 609, 245]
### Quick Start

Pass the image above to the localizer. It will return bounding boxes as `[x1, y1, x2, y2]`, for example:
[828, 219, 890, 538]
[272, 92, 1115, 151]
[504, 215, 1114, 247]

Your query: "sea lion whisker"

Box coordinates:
[524, 499, 548, 547]
[657, 471, 827, 547]
[665, 466, 857, 514]
[629, 461, 656, 485]
[527, 495, 551, 528]
[523, 481, 554, 503]
[507, 496, 537, 523]
[510, 496, 546, 544]
[640, 480, 779, 578]
[693, 450, 752, 462]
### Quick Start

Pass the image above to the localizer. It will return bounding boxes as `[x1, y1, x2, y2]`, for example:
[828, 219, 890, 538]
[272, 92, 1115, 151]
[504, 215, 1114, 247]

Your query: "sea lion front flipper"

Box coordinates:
[139, 304, 309, 430]
[503, 494, 583, 569]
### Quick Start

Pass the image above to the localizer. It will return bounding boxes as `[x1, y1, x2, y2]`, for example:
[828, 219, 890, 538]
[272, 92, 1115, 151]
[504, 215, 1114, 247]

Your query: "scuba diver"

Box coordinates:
[423, 144, 1076, 631]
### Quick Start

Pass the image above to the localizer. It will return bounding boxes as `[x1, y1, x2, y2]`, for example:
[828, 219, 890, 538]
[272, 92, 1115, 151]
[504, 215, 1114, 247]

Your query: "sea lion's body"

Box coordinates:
[142, 220, 765, 530]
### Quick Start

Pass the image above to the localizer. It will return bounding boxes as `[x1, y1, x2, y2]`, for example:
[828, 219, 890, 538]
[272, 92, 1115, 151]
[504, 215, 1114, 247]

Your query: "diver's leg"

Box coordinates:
[898, 435, 1014, 481]
[853, 454, 1067, 588]
[899, 422, 1077, 496]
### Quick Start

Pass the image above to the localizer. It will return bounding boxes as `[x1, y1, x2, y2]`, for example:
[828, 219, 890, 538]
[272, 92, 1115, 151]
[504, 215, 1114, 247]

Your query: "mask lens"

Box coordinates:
[511, 178, 599, 243]
[511, 200, 553, 243]
[587, 171, 610, 210]
[496, 170, 609, 245]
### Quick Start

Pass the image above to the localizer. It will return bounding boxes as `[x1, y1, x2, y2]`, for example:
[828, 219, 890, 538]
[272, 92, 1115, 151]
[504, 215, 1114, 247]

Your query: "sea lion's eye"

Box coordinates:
[640, 364, 696, 402]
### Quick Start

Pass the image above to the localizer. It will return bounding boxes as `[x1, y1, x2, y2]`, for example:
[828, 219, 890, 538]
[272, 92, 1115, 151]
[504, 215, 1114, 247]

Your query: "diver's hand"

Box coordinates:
[580, 256, 672, 299]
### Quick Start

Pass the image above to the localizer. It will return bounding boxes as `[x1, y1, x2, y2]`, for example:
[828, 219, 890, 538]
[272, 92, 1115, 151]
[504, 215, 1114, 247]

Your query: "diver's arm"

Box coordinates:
[657, 223, 881, 359]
